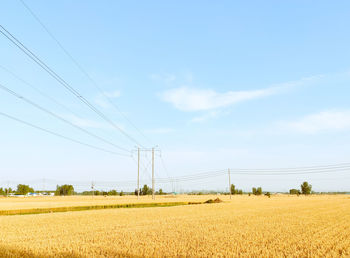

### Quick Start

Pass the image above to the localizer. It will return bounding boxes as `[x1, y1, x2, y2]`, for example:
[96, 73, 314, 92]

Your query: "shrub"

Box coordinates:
[289, 189, 301, 195]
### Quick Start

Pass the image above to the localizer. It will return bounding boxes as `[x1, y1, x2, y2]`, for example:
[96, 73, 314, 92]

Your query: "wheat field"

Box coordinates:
[0, 195, 210, 211]
[0, 195, 349, 257]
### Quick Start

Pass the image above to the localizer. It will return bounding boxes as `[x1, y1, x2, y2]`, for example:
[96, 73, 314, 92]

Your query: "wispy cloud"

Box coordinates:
[160, 86, 279, 112]
[279, 110, 350, 134]
[159, 75, 322, 113]
[95, 90, 121, 108]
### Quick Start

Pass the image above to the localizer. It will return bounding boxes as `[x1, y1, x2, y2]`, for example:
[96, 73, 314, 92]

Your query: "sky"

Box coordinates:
[1, 1, 350, 192]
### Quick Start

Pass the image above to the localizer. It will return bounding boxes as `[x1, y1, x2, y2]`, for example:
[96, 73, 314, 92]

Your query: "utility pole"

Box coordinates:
[228, 168, 231, 199]
[134, 147, 159, 200]
[152, 147, 155, 200]
[43, 178, 46, 195]
[6, 181, 9, 197]
[91, 182, 95, 199]
[137, 147, 140, 199]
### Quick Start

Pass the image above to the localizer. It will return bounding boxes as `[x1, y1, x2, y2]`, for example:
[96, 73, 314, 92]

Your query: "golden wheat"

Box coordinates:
[0, 195, 349, 257]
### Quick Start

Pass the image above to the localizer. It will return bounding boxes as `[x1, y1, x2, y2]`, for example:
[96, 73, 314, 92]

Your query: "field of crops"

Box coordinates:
[0, 195, 349, 257]
[0, 195, 210, 210]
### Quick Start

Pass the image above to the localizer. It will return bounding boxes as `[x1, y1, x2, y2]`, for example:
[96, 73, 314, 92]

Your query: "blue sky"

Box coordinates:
[1, 1, 350, 192]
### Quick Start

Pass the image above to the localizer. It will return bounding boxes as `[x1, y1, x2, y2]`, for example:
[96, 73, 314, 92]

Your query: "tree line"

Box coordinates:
[228, 181, 313, 196]
[0, 181, 319, 197]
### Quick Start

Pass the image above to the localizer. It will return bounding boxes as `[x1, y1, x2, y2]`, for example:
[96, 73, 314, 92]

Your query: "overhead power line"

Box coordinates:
[154, 164, 350, 183]
[0, 64, 84, 120]
[18, 0, 152, 144]
[0, 24, 143, 148]
[229, 162, 350, 171]
[0, 111, 129, 156]
[0, 82, 130, 153]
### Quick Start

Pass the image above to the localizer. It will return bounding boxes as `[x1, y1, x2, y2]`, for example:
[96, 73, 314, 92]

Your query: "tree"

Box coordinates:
[257, 187, 262, 195]
[289, 189, 301, 195]
[16, 184, 34, 195]
[0, 188, 4, 196]
[142, 184, 152, 195]
[158, 189, 164, 195]
[55, 185, 74, 196]
[108, 190, 118, 196]
[119, 191, 124, 196]
[252, 187, 257, 195]
[252, 187, 262, 195]
[6, 188, 13, 195]
[301, 181, 312, 195]
[230, 184, 236, 195]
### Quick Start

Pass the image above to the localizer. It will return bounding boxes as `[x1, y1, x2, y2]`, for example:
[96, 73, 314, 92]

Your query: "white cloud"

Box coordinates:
[280, 110, 350, 134]
[95, 90, 121, 108]
[159, 75, 322, 113]
[160, 86, 279, 112]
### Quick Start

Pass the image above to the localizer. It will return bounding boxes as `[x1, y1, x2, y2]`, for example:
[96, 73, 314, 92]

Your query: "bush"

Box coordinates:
[289, 189, 301, 195]
[204, 198, 222, 204]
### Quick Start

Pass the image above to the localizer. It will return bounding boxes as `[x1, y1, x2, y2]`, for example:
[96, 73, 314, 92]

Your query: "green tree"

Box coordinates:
[119, 191, 124, 196]
[0, 188, 4, 196]
[16, 184, 34, 195]
[230, 184, 236, 195]
[55, 185, 74, 196]
[252, 187, 257, 195]
[257, 187, 262, 195]
[158, 189, 164, 195]
[108, 190, 118, 196]
[142, 184, 151, 195]
[301, 181, 312, 195]
[6, 188, 13, 195]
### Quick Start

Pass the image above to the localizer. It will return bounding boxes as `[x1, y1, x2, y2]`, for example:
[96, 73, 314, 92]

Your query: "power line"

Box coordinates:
[229, 162, 350, 171]
[0, 63, 84, 120]
[0, 82, 130, 153]
[18, 0, 152, 145]
[154, 164, 350, 183]
[0, 24, 143, 148]
[0, 111, 129, 156]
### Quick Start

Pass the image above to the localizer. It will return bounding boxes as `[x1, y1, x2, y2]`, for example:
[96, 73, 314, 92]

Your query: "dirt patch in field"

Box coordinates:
[204, 198, 223, 204]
